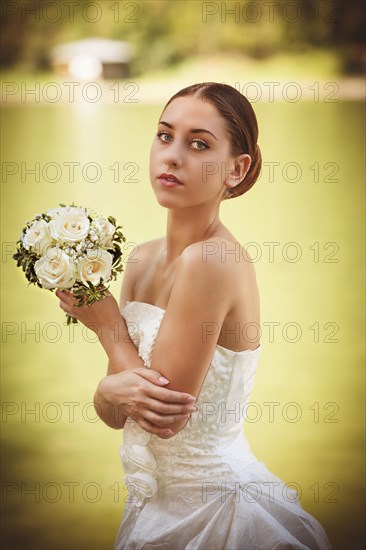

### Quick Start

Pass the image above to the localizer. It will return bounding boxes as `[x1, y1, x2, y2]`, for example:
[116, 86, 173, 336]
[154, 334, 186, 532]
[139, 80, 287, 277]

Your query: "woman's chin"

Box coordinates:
[155, 198, 180, 209]
[152, 190, 183, 208]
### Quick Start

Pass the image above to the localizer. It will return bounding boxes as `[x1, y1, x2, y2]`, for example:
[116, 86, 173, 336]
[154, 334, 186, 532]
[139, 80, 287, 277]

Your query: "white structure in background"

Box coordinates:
[50, 38, 135, 80]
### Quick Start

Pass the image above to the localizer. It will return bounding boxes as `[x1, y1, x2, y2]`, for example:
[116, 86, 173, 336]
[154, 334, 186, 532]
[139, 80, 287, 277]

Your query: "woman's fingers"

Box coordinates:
[58, 298, 69, 313]
[56, 290, 73, 308]
[57, 293, 73, 311]
[124, 370, 197, 415]
[55, 290, 82, 320]
[126, 396, 192, 429]
[56, 289, 81, 307]
[135, 417, 176, 439]
[135, 368, 196, 404]
[125, 399, 193, 425]
[147, 385, 197, 407]
[55, 289, 72, 301]
[143, 396, 197, 416]
[143, 408, 191, 426]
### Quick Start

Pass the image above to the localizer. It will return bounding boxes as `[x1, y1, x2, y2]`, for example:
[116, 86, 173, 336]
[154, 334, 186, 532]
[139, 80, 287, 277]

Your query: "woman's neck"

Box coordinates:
[164, 204, 223, 265]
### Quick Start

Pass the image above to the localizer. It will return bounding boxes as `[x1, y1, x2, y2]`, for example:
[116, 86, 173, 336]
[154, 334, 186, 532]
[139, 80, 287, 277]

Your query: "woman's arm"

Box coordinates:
[148, 238, 255, 436]
[57, 243, 145, 428]
[56, 242, 197, 435]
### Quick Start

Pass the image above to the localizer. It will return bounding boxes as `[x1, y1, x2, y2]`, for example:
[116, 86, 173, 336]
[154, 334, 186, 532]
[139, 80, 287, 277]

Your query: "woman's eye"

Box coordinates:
[191, 139, 209, 150]
[157, 132, 172, 142]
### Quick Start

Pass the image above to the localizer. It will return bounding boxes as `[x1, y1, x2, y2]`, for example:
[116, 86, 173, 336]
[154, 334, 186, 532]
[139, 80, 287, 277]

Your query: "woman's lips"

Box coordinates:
[158, 177, 182, 188]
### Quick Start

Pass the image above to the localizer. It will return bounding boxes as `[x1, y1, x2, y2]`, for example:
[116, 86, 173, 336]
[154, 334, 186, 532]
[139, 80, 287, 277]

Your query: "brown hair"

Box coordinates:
[161, 82, 262, 200]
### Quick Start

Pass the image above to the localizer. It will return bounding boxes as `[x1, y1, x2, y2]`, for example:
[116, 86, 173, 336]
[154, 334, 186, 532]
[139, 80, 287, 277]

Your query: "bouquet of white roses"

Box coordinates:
[13, 203, 126, 324]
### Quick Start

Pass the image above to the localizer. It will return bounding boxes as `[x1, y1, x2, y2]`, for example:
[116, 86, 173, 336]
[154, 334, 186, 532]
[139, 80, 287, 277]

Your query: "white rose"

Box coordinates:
[93, 218, 115, 248]
[49, 209, 90, 243]
[34, 247, 76, 289]
[22, 220, 53, 255]
[77, 249, 113, 286]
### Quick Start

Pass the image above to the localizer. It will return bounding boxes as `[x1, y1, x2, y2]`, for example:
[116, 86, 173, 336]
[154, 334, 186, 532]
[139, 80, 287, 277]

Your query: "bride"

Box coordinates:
[56, 82, 332, 550]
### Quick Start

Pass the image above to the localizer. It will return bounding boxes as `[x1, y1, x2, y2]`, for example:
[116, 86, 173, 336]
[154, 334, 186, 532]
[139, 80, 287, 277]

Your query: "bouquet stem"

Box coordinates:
[66, 314, 78, 325]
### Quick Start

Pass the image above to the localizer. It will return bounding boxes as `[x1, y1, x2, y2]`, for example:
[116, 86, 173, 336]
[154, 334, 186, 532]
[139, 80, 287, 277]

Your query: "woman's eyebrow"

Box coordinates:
[158, 120, 218, 140]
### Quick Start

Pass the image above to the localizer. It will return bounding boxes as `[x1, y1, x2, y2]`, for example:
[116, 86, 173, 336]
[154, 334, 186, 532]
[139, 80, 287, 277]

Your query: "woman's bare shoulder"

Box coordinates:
[124, 237, 164, 277]
[131, 237, 165, 261]
[186, 235, 255, 269]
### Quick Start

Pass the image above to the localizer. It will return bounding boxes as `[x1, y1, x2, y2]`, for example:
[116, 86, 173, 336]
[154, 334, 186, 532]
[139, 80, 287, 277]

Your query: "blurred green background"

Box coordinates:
[1, 1, 365, 549]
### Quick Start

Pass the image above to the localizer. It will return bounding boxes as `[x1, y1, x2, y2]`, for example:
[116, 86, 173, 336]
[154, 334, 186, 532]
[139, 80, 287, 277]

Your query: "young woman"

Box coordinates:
[56, 83, 332, 550]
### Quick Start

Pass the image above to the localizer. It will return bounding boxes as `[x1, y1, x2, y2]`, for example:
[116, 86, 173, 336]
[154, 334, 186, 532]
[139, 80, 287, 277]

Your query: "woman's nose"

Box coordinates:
[162, 140, 183, 168]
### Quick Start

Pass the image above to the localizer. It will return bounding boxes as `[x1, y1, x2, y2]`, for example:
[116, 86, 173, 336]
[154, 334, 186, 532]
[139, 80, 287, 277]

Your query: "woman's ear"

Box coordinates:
[224, 153, 251, 190]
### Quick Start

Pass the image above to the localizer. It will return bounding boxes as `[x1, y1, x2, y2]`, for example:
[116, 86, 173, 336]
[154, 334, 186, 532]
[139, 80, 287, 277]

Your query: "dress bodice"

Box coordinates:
[120, 301, 263, 507]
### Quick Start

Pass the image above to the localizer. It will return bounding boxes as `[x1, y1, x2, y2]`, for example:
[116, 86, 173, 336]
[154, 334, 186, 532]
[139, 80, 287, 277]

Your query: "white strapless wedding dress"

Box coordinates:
[114, 301, 332, 550]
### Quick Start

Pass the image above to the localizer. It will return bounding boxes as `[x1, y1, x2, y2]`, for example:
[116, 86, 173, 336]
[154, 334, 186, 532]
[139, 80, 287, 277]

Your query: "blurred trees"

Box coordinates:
[1, 0, 365, 74]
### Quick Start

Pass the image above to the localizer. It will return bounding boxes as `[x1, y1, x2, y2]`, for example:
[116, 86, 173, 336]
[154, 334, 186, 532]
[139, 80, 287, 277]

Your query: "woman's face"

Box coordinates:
[149, 95, 239, 208]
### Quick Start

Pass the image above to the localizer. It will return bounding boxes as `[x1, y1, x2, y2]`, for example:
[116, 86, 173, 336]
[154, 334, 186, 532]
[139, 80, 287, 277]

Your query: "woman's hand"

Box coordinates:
[95, 367, 197, 439]
[55, 289, 121, 333]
